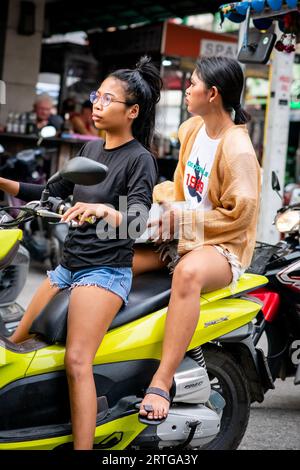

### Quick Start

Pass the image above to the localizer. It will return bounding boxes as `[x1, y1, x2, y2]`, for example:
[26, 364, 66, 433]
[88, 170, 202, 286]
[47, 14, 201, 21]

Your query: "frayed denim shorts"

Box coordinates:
[47, 264, 132, 305]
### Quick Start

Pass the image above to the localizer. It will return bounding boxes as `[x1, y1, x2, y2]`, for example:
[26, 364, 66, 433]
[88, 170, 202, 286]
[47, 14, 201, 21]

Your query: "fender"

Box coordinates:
[216, 320, 275, 402]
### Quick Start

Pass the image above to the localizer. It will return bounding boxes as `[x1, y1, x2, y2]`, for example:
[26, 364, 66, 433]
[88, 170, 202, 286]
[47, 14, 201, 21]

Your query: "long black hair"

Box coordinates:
[109, 56, 163, 150]
[195, 56, 251, 125]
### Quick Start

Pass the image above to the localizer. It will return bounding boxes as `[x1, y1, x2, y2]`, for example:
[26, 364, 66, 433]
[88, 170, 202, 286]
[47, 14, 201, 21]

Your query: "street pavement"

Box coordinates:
[17, 262, 300, 450]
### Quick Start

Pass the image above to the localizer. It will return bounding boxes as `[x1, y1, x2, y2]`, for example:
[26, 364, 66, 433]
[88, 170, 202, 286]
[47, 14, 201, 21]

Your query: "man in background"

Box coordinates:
[33, 94, 63, 133]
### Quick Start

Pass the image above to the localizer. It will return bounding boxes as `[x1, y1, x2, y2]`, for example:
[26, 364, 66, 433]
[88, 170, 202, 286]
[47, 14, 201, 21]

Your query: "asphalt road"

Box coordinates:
[17, 261, 300, 451]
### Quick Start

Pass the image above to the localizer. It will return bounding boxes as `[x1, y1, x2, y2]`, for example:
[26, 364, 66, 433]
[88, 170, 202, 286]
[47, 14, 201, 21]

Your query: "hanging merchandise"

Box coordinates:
[285, 0, 298, 7]
[275, 12, 300, 51]
[274, 33, 296, 51]
[253, 17, 274, 29]
[220, 0, 300, 24]
[220, 0, 300, 61]
[266, 0, 283, 10]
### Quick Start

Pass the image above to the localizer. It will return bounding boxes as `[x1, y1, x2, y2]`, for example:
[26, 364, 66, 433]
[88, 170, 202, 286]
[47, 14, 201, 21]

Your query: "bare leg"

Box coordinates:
[64, 285, 123, 450]
[9, 278, 60, 343]
[132, 245, 167, 277]
[139, 245, 233, 420]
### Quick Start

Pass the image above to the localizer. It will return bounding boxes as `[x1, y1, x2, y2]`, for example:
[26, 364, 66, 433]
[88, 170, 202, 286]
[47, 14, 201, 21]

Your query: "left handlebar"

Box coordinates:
[0, 197, 96, 229]
[0, 196, 64, 228]
[0, 205, 36, 228]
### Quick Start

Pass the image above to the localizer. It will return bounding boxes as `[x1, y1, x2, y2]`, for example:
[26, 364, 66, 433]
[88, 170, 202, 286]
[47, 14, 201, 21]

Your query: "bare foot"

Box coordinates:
[139, 379, 171, 421]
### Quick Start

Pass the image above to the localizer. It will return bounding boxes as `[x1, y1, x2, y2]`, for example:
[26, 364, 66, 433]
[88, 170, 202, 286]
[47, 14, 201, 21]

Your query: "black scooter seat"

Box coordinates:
[30, 269, 172, 344]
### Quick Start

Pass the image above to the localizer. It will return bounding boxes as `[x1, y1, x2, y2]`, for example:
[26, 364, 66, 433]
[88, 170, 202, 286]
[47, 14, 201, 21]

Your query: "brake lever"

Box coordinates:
[35, 209, 63, 220]
[0, 205, 37, 216]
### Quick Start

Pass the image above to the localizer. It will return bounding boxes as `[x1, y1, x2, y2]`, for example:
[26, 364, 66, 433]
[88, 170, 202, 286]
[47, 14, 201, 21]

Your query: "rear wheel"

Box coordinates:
[200, 346, 251, 450]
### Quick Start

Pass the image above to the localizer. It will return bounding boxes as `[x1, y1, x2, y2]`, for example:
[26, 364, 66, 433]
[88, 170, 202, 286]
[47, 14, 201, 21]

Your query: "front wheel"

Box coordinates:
[200, 346, 251, 450]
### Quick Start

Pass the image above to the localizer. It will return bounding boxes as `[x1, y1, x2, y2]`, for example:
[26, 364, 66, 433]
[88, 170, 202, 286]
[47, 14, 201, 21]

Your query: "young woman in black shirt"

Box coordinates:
[0, 56, 160, 449]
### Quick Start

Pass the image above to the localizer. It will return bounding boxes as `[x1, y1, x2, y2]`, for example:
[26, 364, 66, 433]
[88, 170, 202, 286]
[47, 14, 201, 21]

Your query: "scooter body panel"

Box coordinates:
[0, 410, 146, 450]
[0, 230, 23, 260]
[25, 294, 265, 378]
[0, 348, 35, 388]
[201, 273, 268, 303]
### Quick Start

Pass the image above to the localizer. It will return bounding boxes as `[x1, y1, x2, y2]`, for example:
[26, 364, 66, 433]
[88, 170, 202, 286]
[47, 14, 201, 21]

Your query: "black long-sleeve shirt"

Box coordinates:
[18, 139, 157, 270]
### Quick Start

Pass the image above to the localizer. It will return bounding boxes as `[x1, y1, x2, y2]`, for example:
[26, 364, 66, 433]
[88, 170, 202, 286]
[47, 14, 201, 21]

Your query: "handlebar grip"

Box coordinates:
[47, 198, 97, 225]
[58, 203, 96, 225]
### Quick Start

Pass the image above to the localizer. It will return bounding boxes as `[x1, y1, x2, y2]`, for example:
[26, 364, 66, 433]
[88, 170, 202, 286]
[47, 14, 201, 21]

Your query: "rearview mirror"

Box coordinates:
[60, 156, 108, 185]
[43, 157, 108, 206]
[238, 31, 277, 64]
[271, 170, 283, 202]
[272, 171, 281, 192]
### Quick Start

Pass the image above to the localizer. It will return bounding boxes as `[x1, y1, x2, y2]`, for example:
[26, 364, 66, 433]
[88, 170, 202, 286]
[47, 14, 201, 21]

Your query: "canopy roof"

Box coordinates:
[44, 0, 225, 35]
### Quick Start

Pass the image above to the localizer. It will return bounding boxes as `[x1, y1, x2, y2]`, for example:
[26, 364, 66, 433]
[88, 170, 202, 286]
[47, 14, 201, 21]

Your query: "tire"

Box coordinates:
[200, 346, 251, 450]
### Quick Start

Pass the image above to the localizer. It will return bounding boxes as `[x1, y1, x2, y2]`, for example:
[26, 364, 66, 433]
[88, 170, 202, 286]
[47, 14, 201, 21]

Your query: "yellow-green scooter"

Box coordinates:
[0, 158, 273, 450]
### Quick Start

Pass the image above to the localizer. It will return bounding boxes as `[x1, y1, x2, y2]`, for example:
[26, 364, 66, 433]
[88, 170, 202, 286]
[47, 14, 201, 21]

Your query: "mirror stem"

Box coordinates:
[275, 190, 283, 202]
[40, 188, 50, 207]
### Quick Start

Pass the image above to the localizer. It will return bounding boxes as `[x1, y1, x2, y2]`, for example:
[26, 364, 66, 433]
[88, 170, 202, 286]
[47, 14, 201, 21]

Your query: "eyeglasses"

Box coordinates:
[89, 91, 130, 107]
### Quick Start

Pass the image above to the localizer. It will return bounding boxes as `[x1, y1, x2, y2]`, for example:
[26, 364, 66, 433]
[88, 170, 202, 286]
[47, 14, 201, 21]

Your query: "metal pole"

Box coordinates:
[257, 23, 295, 243]
[238, 0, 249, 104]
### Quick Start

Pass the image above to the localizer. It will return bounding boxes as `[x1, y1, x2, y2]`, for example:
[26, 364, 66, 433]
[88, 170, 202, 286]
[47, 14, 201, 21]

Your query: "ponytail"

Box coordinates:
[109, 56, 163, 150]
[233, 103, 252, 125]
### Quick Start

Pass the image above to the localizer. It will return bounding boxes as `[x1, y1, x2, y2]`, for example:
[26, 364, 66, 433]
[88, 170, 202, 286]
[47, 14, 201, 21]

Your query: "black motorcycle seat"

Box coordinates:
[30, 269, 172, 344]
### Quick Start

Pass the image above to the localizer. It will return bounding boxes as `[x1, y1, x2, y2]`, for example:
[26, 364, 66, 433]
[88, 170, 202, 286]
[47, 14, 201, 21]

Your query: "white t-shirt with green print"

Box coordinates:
[184, 126, 221, 210]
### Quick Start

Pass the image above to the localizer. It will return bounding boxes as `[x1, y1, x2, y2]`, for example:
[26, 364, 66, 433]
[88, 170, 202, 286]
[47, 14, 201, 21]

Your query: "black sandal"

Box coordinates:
[137, 386, 171, 425]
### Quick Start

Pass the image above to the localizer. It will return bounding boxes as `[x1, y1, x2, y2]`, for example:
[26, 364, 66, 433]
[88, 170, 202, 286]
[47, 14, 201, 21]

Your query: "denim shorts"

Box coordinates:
[47, 264, 132, 305]
[156, 240, 244, 291]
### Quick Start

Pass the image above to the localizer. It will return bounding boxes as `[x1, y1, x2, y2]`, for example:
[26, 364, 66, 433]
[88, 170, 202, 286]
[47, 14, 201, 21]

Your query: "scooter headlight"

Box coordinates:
[275, 210, 300, 233]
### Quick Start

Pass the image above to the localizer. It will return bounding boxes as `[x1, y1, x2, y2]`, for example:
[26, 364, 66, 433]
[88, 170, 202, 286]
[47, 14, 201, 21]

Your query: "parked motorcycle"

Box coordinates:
[0, 209, 29, 337]
[0, 156, 273, 450]
[247, 171, 300, 386]
[0, 126, 68, 269]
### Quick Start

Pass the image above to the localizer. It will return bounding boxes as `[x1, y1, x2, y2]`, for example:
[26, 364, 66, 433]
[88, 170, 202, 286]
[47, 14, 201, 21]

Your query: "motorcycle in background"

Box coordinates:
[0, 209, 29, 337]
[0, 126, 68, 269]
[247, 170, 300, 386]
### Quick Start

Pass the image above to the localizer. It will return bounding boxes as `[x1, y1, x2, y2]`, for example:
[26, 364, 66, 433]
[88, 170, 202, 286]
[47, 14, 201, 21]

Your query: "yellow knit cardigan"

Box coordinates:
[153, 116, 261, 269]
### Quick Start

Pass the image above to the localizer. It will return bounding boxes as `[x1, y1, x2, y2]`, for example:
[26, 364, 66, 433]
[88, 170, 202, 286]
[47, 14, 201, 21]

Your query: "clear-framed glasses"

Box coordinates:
[89, 91, 130, 107]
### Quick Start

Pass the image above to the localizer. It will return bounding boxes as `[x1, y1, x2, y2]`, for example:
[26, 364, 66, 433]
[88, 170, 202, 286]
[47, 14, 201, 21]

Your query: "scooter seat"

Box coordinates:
[30, 269, 172, 344]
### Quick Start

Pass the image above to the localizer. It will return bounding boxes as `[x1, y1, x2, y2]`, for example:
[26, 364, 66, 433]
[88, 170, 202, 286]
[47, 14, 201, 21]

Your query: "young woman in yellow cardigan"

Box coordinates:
[135, 56, 261, 422]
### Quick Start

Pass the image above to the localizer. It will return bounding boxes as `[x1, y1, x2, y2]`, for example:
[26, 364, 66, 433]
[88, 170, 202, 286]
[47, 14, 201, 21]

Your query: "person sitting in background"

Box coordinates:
[70, 100, 99, 137]
[61, 97, 77, 119]
[33, 94, 63, 133]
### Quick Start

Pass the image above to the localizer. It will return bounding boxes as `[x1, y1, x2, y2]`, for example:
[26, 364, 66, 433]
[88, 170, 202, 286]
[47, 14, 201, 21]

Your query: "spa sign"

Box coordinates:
[200, 40, 238, 59]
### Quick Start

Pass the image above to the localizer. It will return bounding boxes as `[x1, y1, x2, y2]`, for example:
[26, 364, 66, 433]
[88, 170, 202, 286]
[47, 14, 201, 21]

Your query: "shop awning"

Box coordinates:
[44, 0, 225, 35]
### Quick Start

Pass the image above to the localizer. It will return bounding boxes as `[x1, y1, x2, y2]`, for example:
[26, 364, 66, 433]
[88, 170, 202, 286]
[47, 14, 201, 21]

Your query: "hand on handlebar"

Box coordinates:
[60, 202, 107, 226]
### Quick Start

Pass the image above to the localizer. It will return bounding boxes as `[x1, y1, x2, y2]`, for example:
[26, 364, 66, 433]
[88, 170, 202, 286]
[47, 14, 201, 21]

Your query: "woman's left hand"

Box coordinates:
[148, 203, 182, 243]
[61, 202, 107, 226]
